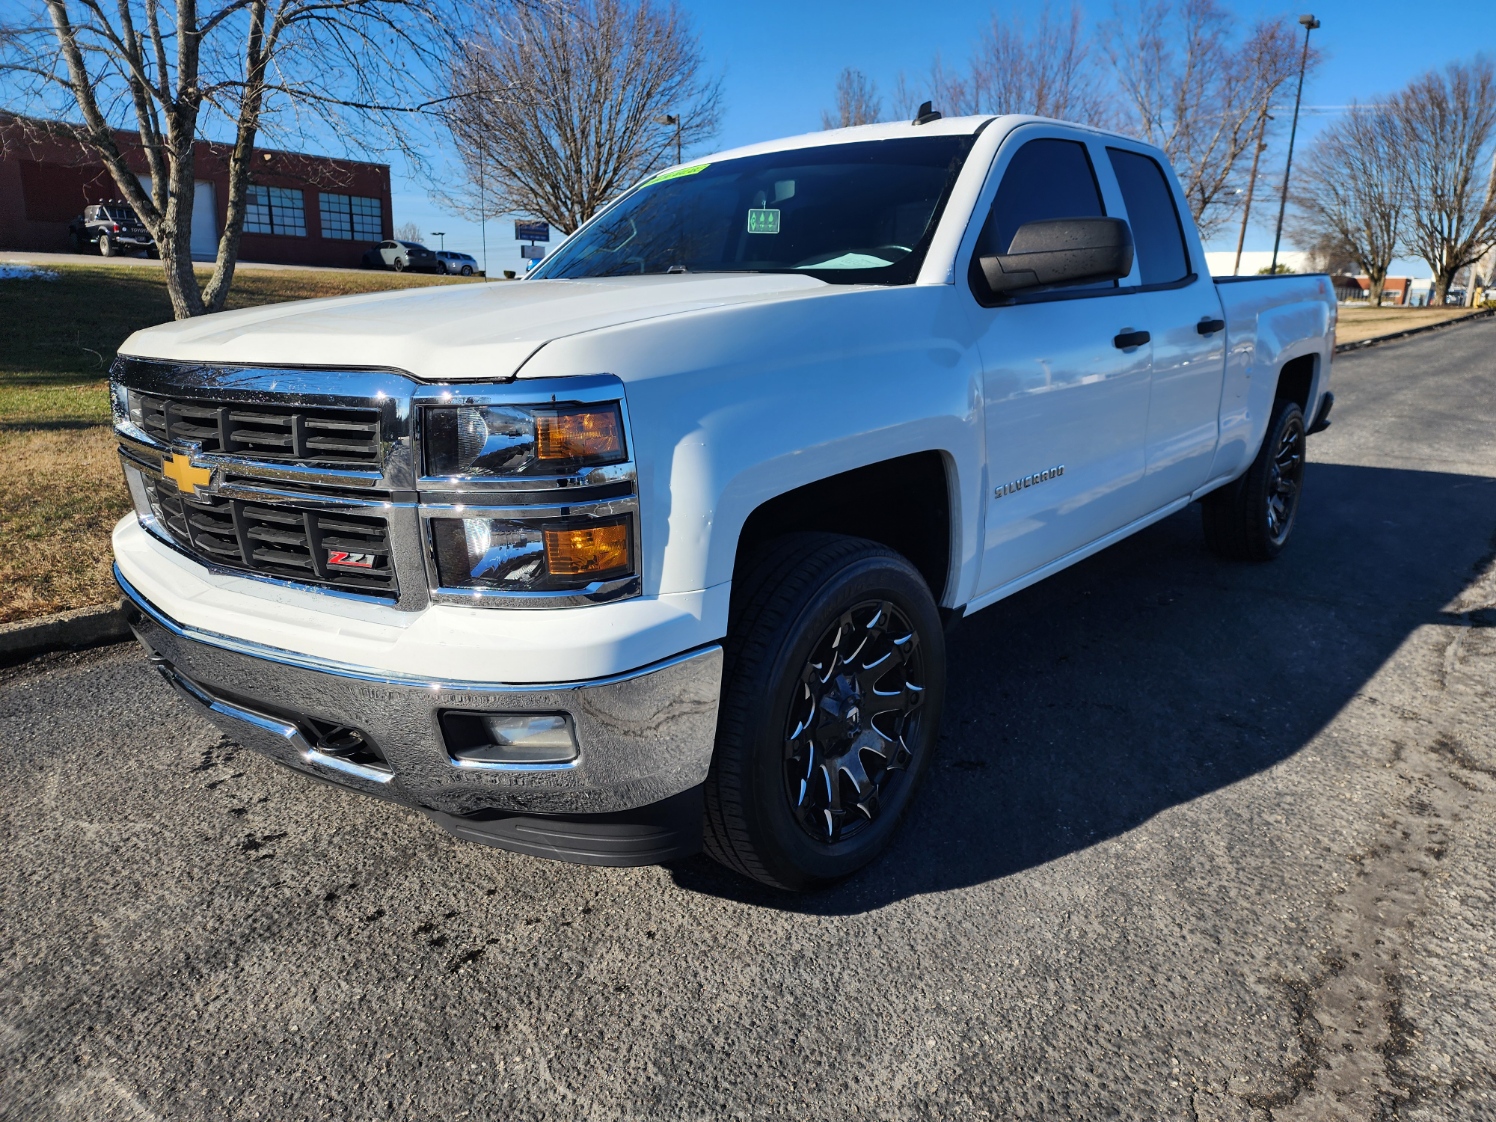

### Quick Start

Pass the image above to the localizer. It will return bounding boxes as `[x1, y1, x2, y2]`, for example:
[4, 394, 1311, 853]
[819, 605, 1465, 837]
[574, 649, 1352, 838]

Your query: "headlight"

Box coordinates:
[430, 513, 634, 592]
[423, 402, 626, 477]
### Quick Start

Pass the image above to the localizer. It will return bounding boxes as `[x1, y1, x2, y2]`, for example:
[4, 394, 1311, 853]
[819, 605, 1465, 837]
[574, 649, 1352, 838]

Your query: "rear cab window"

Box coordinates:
[1106, 148, 1191, 287]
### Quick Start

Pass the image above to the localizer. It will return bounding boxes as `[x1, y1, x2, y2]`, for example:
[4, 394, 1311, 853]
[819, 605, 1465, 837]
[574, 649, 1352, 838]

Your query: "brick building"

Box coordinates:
[0, 114, 392, 267]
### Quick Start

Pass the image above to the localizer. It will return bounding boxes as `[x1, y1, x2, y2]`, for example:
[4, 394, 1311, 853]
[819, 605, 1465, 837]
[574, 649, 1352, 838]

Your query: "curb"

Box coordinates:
[1335, 307, 1496, 354]
[0, 600, 132, 668]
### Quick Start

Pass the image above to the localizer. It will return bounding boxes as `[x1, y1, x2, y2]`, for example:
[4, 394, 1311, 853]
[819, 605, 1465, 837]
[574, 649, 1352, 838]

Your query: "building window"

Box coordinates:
[318, 192, 382, 241]
[245, 186, 306, 236]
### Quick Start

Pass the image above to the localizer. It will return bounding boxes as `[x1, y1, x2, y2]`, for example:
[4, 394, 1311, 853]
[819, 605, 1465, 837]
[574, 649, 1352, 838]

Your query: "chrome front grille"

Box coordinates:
[134, 393, 381, 467]
[145, 475, 397, 597]
[112, 358, 639, 612]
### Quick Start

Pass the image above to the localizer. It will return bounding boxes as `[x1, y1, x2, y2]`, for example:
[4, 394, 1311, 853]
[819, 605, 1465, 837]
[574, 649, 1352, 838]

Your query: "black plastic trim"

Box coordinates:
[426, 785, 705, 866]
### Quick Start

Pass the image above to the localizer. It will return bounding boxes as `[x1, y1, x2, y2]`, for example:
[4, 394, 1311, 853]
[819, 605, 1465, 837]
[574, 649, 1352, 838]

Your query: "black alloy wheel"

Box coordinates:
[1264, 413, 1305, 546]
[703, 533, 945, 891]
[1201, 397, 1307, 561]
[783, 599, 926, 844]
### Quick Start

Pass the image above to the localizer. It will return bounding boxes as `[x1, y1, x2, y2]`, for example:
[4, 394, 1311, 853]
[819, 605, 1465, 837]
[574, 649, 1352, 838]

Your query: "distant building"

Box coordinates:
[1202, 250, 1312, 277]
[0, 113, 391, 267]
[1330, 275, 1413, 305]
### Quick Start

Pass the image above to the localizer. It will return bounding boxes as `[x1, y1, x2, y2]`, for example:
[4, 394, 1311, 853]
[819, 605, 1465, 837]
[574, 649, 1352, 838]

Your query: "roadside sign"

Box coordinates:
[514, 221, 550, 243]
[520, 244, 546, 260]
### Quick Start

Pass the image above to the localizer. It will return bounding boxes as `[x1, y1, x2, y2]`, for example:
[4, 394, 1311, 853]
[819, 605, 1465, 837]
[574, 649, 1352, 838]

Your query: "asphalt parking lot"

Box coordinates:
[3, 319, 1494, 1121]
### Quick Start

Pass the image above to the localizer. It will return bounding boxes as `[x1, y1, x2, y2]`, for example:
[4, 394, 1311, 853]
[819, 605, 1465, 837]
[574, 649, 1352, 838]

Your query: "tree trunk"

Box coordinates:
[1367, 273, 1386, 307]
[1432, 270, 1457, 306]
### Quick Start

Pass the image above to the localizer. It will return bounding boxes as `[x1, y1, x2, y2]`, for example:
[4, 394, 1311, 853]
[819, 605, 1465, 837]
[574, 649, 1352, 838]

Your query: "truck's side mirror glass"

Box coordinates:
[976, 217, 1134, 298]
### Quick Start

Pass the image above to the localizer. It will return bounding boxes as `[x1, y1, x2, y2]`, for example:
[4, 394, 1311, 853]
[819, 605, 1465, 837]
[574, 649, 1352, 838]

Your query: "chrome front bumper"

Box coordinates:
[118, 568, 723, 828]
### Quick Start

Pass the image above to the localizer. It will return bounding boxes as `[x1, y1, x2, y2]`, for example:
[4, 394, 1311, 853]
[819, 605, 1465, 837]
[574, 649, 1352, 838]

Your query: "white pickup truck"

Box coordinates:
[111, 112, 1336, 890]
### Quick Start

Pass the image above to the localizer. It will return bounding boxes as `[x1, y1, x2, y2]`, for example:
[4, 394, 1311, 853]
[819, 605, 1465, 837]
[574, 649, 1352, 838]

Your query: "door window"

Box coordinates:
[976, 138, 1106, 257]
[1106, 148, 1190, 286]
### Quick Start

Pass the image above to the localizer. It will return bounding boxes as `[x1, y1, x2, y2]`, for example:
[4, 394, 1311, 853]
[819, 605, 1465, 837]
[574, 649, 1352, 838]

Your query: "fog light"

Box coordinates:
[443, 711, 579, 766]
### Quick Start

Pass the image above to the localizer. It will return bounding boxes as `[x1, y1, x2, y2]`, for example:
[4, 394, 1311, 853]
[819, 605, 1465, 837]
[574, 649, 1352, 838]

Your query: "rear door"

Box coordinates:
[967, 128, 1155, 598]
[1101, 145, 1227, 508]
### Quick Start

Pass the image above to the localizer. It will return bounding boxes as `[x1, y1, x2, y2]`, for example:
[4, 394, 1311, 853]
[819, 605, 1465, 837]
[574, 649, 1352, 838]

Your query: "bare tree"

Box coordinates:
[821, 67, 881, 129]
[1292, 102, 1405, 304]
[1393, 58, 1496, 305]
[395, 220, 424, 243]
[903, 5, 1105, 126]
[969, 3, 1106, 125]
[1102, 0, 1306, 239]
[444, 0, 721, 236]
[1, 0, 450, 318]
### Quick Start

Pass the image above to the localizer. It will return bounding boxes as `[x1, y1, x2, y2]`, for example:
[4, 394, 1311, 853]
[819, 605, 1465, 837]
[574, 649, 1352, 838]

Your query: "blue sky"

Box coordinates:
[395, 1, 1496, 276]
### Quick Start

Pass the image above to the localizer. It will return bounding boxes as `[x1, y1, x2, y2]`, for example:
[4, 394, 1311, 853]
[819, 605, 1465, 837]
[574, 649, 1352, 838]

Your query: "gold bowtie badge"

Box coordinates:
[162, 453, 212, 496]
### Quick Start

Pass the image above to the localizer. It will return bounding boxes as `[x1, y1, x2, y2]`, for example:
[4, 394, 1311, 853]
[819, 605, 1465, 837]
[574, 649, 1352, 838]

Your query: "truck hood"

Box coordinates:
[119, 273, 829, 382]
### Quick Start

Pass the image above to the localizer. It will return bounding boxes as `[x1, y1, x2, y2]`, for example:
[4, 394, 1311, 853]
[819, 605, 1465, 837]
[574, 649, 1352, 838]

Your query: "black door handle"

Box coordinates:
[1113, 330, 1150, 349]
[1197, 317, 1226, 335]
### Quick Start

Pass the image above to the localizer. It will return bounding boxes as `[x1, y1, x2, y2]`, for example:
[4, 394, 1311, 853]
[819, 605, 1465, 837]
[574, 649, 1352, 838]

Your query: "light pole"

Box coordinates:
[431, 231, 445, 251]
[1270, 13, 1320, 274]
[1233, 111, 1271, 276]
[655, 113, 681, 166]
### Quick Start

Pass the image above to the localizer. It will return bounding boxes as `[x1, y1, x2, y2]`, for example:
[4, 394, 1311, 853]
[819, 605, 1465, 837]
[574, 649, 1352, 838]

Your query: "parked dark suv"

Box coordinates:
[68, 203, 156, 257]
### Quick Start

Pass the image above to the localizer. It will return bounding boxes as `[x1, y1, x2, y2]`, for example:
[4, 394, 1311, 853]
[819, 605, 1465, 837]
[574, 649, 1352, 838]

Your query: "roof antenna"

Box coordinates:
[912, 101, 943, 126]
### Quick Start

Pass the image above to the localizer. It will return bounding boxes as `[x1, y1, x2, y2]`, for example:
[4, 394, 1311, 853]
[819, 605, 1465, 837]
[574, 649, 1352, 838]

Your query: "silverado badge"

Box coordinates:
[162, 452, 213, 496]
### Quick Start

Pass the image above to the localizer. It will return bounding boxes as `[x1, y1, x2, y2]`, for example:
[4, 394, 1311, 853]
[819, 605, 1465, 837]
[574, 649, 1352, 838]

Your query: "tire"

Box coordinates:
[98, 234, 114, 257]
[460, 265, 473, 276]
[703, 533, 946, 891]
[1201, 397, 1307, 561]
[393, 257, 405, 273]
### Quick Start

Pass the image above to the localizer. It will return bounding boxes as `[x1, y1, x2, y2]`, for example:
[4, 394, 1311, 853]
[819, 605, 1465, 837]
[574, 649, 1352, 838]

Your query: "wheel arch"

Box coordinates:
[731, 451, 957, 607]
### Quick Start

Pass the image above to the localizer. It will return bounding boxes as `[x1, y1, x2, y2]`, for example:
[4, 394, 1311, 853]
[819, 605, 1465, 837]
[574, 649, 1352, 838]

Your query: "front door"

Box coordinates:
[970, 134, 1155, 598]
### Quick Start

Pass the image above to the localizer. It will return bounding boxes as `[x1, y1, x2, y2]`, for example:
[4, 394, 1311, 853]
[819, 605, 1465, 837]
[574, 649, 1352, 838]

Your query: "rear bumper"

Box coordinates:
[118, 567, 721, 863]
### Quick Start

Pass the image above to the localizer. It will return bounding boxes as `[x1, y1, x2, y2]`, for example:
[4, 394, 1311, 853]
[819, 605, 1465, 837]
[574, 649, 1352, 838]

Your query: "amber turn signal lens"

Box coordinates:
[536, 406, 624, 463]
[543, 519, 631, 577]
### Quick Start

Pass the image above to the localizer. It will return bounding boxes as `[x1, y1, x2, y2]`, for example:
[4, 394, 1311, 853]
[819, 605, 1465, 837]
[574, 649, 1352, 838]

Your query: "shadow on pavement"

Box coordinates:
[670, 462, 1496, 913]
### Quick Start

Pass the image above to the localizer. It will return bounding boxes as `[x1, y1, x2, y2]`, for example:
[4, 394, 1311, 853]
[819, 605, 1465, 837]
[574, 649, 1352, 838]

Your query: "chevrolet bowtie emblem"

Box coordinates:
[162, 452, 212, 496]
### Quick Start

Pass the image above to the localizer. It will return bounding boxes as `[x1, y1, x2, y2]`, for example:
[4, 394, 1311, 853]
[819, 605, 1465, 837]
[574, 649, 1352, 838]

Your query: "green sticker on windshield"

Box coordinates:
[747, 208, 781, 234]
[642, 163, 709, 187]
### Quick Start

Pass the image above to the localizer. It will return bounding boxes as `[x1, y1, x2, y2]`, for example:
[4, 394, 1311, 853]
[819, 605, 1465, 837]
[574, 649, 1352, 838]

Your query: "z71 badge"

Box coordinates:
[327, 551, 376, 569]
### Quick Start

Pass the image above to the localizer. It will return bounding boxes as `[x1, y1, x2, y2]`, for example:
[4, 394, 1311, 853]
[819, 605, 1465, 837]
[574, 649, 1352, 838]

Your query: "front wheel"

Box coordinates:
[1201, 397, 1306, 561]
[703, 533, 946, 891]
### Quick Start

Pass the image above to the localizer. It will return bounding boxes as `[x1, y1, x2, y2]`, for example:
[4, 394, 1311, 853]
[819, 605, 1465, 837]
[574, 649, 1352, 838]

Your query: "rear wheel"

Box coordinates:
[98, 234, 115, 257]
[1202, 397, 1306, 561]
[703, 533, 946, 891]
[460, 265, 474, 276]
[393, 257, 405, 272]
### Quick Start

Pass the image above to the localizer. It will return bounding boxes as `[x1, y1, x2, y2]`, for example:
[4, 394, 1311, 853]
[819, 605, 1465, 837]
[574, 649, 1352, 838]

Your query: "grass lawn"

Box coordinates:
[0, 263, 479, 624]
[1334, 304, 1482, 345]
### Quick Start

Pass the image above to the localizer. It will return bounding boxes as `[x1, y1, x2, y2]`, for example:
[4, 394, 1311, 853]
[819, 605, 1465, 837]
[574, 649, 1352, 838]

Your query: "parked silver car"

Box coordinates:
[361, 240, 439, 272]
[435, 250, 482, 276]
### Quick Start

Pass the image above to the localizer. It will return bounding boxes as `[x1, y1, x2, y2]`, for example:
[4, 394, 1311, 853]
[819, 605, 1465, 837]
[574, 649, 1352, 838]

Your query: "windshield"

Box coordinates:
[533, 135, 975, 285]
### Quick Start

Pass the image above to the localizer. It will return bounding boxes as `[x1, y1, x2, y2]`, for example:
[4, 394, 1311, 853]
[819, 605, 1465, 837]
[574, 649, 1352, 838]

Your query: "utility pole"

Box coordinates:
[479, 149, 488, 281]
[655, 114, 681, 165]
[1270, 13, 1320, 274]
[1233, 111, 1271, 276]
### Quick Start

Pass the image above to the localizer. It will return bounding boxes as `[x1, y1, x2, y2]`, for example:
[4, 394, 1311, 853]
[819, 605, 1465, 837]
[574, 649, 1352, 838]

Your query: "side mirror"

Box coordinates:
[976, 217, 1134, 297]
